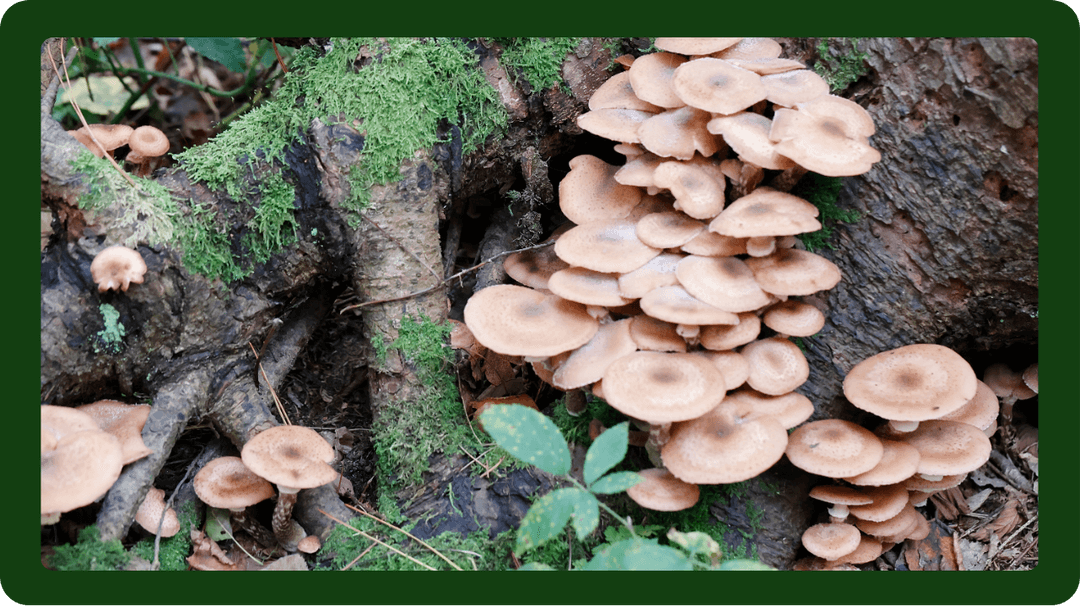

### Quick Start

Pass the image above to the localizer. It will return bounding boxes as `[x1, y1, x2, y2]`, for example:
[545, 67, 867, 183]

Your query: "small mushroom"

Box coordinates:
[625, 468, 700, 512]
[786, 419, 884, 478]
[801, 522, 861, 561]
[194, 456, 278, 547]
[135, 487, 181, 538]
[90, 245, 147, 292]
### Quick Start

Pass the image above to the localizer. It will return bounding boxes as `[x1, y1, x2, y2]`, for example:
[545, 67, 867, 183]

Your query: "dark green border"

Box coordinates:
[6, 0, 1077, 604]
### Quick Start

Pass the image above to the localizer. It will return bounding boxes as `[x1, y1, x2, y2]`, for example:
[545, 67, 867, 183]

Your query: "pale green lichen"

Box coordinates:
[94, 303, 126, 354]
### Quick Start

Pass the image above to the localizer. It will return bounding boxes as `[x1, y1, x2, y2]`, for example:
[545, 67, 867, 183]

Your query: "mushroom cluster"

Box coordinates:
[41, 401, 153, 526]
[67, 123, 169, 176]
[463, 37, 881, 511]
[788, 344, 997, 567]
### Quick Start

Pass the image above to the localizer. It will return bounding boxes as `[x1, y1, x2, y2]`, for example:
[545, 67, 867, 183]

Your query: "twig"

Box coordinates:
[270, 38, 288, 73]
[247, 341, 291, 426]
[343, 503, 463, 571]
[340, 241, 552, 313]
[340, 541, 379, 571]
[151, 458, 198, 570]
[317, 509, 438, 571]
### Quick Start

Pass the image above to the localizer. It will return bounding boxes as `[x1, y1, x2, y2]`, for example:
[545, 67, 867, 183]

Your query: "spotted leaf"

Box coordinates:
[583, 421, 629, 486]
[479, 404, 570, 475]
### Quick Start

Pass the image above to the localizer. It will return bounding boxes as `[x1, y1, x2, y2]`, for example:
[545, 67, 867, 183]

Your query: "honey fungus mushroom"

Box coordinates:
[90, 245, 147, 292]
[463, 285, 598, 358]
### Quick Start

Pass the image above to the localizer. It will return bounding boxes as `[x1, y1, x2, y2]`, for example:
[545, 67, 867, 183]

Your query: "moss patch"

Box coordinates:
[813, 38, 869, 92]
[791, 172, 862, 252]
[492, 38, 582, 93]
[70, 151, 179, 249]
[47, 525, 130, 571]
[315, 516, 516, 571]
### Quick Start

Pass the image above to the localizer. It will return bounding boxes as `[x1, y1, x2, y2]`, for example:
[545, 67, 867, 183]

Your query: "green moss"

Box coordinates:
[314, 516, 517, 571]
[48, 525, 130, 571]
[129, 501, 199, 570]
[791, 172, 862, 252]
[70, 151, 179, 249]
[242, 172, 298, 264]
[94, 303, 126, 354]
[175, 37, 506, 219]
[493, 38, 582, 93]
[548, 395, 625, 448]
[174, 200, 246, 283]
[370, 315, 495, 517]
[813, 38, 869, 92]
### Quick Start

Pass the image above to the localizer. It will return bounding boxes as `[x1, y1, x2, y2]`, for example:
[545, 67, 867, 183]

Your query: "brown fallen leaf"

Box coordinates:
[470, 394, 539, 432]
[929, 485, 969, 521]
[970, 496, 1021, 542]
[904, 519, 958, 571]
[187, 527, 242, 571]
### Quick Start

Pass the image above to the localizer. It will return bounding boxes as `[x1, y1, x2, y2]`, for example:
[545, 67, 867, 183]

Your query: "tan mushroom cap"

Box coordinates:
[547, 268, 631, 308]
[628, 314, 687, 353]
[652, 161, 726, 220]
[700, 311, 761, 351]
[559, 155, 643, 224]
[41, 404, 101, 440]
[826, 535, 885, 565]
[808, 485, 873, 507]
[745, 248, 842, 296]
[635, 212, 705, 249]
[638, 106, 719, 160]
[73, 124, 134, 156]
[75, 400, 153, 465]
[706, 112, 795, 171]
[715, 38, 783, 62]
[692, 350, 750, 389]
[761, 69, 831, 107]
[463, 285, 598, 357]
[654, 37, 742, 56]
[937, 380, 1000, 431]
[843, 344, 978, 422]
[614, 153, 663, 189]
[129, 125, 169, 157]
[135, 487, 181, 537]
[801, 522, 862, 561]
[297, 535, 322, 554]
[240, 426, 339, 491]
[671, 58, 768, 115]
[194, 456, 276, 510]
[725, 387, 814, 429]
[762, 300, 826, 337]
[1022, 362, 1038, 394]
[625, 468, 701, 511]
[770, 95, 881, 177]
[577, 108, 655, 143]
[601, 351, 726, 423]
[552, 318, 638, 390]
[740, 337, 810, 396]
[503, 244, 569, 291]
[679, 230, 748, 257]
[726, 57, 806, 76]
[661, 397, 788, 484]
[41, 428, 124, 516]
[90, 245, 147, 292]
[709, 188, 821, 239]
[554, 219, 661, 274]
[846, 483, 909, 522]
[842, 439, 922, 487]
[617, 252, 684, 299]
[676, 256, 772, 313]
[786, 419, 885, 478]
[901, 420, 992, 477]
[902, 472, 967, 493]
[588, 71, 663, 113]
[627, 52, 688, 108]
[639, 285, 740, 326]
[855, 502, 919, 538]
[983, 363, 1034, 401]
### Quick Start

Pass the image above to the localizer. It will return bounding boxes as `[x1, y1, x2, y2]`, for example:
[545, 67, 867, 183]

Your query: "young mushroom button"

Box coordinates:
[90, 245, 147, 292]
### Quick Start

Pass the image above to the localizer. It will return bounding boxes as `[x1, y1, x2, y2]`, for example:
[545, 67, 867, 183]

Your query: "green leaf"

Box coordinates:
[515, 487, 587, 553]
[581, 538, 694, 570]
[568, 491, 600, 541]
[204, 508, 234, 541]
[717, 559, 777, 571]
[93, 37, 121, 46]
[589, 471, 642, 495]
[667, 529, 720, 559]
[185, 37, 248, 73]
[583, 421, 629, 486]
[479, 404, 570, 475]
[516, 562, 556, 570]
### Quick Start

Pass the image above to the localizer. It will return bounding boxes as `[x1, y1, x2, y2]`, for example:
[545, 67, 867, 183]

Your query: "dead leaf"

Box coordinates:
[971, 497, 1021, 542]
[904, 519, 958, 570]
[187, 527, 241, 571]
[470, 394, 539, 432]
[930, 486, 968, 521]
[259, 554, 309, 571]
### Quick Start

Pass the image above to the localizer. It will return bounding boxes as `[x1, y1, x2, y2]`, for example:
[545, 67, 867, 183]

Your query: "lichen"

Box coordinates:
[94, 303, 126, 354]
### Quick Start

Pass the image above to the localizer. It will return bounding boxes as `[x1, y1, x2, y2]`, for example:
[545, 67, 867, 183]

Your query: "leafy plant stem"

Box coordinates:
[114, 65, 253, 97]
[567, 476, 638, 540]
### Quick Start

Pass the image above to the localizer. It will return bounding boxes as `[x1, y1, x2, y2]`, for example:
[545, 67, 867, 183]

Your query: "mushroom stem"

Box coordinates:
[231, 507, 276, 548]
[888, 419, 919, 433]
[768, 164, 809, 192]
[565, 389, 588, 417]
[271, 487, 300, 545]
[827, 504, 850, 520]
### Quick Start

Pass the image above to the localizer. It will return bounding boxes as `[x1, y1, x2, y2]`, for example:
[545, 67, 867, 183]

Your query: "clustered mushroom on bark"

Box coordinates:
[789, 343, 1001, 569]
[463, 36, 880, 511]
